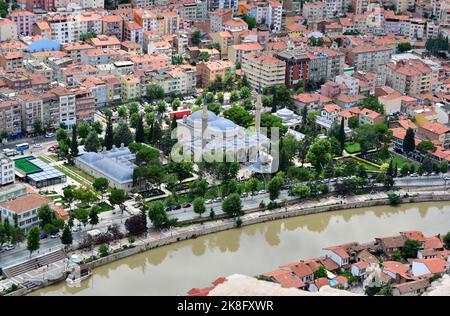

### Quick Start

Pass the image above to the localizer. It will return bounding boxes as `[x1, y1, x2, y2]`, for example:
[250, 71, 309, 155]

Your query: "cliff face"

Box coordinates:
[423, 275, 450, 296]
[207, 274, 359, 296]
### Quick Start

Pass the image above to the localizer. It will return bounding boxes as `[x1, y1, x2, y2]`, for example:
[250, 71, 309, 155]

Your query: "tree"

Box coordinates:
[191, 30, 201, 45]
[113, 121, 134, 147]
[70, 125, 79, 157]
[33, 118, 44, 135]
[440, 160, 448, 174]
[147, 84, 165, 100]
[242, 14, 256, 29]
[388, 192, 401, 205]
[148, 201, 175, 230]
[190, 179, 209, 198]
[193, 197, 206, 217]
[27, 226, 40, 257]
[401, 239, 421, 259]
[240, 86, 251, 99]
[314, 265, 327, 278]
[417, 141, 436, 154]
[91, 121, 103, 134]
[223, 105, 254, 128]
[400, 164, 410, 177]
[230, 91, 240, 102]
[109, 189, 127, 212]
[422, 156, 433, 173]
[89, 207, 99, 228]
[105, 118, 114, 150]
[135, 114, 145, 143]
[444, 231, 450, 249]
[77, 122, 90, 139]
[403, 128, 416, 153]
[222, 193, 243, 217]
[125, 214, 147, 236]
[93, 178, 109, 201]
[198, 52, 210, 62]
[63, 185, 76, 211]
[38, 205, 55, 228]
[99, 244, 109, 257]
[261, 113, 288, 137]
[60, 224, 73, 247]
[398, 42, 412, 52]
[84, 130, 99, 152]
[207, 102, 221, 115]
[75, 208, 89, 229]
[361, 96, 384, 114]
[306, 139, 332, 173]
[348, 116, 359, 129]
[167, 161, 193, 183]
[268, 175, 283, 201]
[246, 178, 259, 195]
[338, 118, 346, 152]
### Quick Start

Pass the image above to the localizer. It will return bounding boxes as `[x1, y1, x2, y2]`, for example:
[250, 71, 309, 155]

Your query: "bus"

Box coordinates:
[15, 143, 29, 152]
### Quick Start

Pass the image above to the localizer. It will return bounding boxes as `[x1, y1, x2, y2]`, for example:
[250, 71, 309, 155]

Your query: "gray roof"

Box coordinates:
[76, 148, 136, 184]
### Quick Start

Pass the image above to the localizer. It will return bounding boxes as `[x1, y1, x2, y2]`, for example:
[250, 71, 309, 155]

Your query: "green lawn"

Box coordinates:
[389, 156, 415, 168]
[96, 202, 114, 213]
[62, 163, 96, 183]
[15, 158, 42, 174]
[345, 142, 361, 154]
[347, 157, 381, 171]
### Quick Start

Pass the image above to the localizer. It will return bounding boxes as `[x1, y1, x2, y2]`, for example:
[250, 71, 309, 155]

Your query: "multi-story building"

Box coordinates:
[25, 0, 54, 11]
[346, 45, 394, 73]
[227, 42, 263, 63]
[384, 59, 433, 97]
[16, 93, 44, 135]
[0, 156, 15, 186]
[101, 75, 122, 106]
[121, 75, 141, 101]
[209, 31, 233, 57]
[10, 10, 40, 36]
[0, 100, 22, 135]
[335, 74, 359, 96]
[102, 15, 124, 41]
[135, 9, 157, 32]
[196, 59, 235, 87]
[0, 18, 18, 42]
[80, 0, 104, 8]
[209, 8, 233, 32]
[181, 0, 208, 21]
[208, 0, 237, 12]
[417, 122, 450, 148]
[393, 0, 415, 13]
[274, 48, 310, 89]
[156, 12, 179, 35]
[146, 65, 197, 95]
[241, 52, 285, 92]
[306, 47, 345, 82]
[240, 0, 282, 32]
[124, 21, 143, 44]
[78, 12, 103, 36]
[52, 87, 77, 128]
[302, 2, 326, 22]
[324, 0, 343, 18]
[222, 17, 248, 32]
[74, 88, 96, 122]
[87, 35, 122, 50]
[0, 193, 51, 232]
[352, 0, 368, 15]
[131, 0, 155, 8]
[0, 51, 24, 72]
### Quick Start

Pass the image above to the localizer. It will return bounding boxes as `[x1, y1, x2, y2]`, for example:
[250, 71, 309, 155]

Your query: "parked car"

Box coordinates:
[45, 133, 54, 138]
[2, 244, 15, 251]
[165, 206, 173, 212]
[241, 192, 248, 198]
[33, 143, 42, 148]
[173, 205, 181, 210]
[205, 199, 212, 205]
[182, 203, 191, 208]
[40, 233, 48, 239]
[71, 226, 81, 233]
[133, 202, 142, 208]
[50, 233, 59, 239]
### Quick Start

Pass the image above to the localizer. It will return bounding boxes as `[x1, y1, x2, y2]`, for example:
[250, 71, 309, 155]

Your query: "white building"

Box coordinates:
[335, 74, 360, 96]
[412, 258, 448, 277]
[0, 156, 15, 186]
[323, 246, 350, 267]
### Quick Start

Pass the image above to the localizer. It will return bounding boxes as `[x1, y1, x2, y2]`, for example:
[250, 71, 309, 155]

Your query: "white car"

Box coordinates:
[45, 133, 54, 138]
[2, 244, 15, 251]
[33, 143, 42, 148]
[71, 226, 81, 232]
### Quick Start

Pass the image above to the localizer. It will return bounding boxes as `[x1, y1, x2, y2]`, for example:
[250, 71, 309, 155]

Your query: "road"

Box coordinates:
[1, 174, 449, 268]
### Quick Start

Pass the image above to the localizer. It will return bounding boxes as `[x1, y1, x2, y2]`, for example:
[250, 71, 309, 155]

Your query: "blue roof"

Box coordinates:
[27, 39, 61, 53]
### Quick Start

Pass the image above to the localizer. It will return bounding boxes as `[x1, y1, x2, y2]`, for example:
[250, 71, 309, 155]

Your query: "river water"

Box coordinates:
[32, 201, 450, 296]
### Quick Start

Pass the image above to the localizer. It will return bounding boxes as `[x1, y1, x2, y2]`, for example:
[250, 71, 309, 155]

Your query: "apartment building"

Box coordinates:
[306, 47, 345, 82]
[208, 0, 237, 11]
[181, 0, 208, 21]
[74, 88, 96, 122]
[102, 15, 124, 41]
[239, 0, 282, 32]
[131, 0, 155, 8]
[16, 93, 44, 135]
[209, 31, 233, 57]
[121, 75, 141, 101]
[209, 8, 233, 33]
[78, 12, 103, 36]
[241, 52, 285, 92]
[135, 9, 157, 32]
[335, 74, 359, 96]
[46, 14, 80, 44]
[124, 21, 144, 44]
[346, 45, 394, 73]
[0, 156, 15, 186]
[417, 122, 450, 148]
[156, 12, 179, 35]
[87, 35, 122, 50]
[0, 18, 18, 42]
[227, 42, 263, 63]
[384, 59, 433, 97]
[0, 52, 24, 72]
[196, 59, 235, 87]
[0, 100, 22, 136]
[274, 48, 310, 89]
[146, 65, 197, 95]
[101, 75, 122, 106]
[302, 2, 326, 22]
[52, 87, 77, 128]
[10, 10, 40, 36]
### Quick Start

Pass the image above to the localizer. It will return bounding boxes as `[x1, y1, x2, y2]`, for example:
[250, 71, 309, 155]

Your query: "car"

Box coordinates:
[182, 203, 191, 208]
[50, 234, 59, 239]
[173, 205, 181, 210]
[33, 143, 42, 148]
[2, 244, 15, 251]
[40, 233, 48, 239]
[165, 206, 173, 212]
[205, 199, 212, 204]
[241, 192, 248, 198]
[257, 190, 266, 195]
[410, 173, 418, 177]
[431, 172, 436, 176]
[133, 202, 142, 208]
[45, 133, 54, 138]
[71, 226, 81, 232]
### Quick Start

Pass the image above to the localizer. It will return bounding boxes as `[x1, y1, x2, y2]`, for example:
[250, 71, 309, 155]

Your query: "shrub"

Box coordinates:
[236, 218, 243, 227]
[99, 244, 109, 257]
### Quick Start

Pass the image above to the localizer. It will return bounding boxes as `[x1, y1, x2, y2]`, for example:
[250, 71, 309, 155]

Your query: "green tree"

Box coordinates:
[93, 177, 109, 201]
[440, 160, 448, 173]
[27, 226, 40, 257]
[109, 189, 127, 212]
[33, 119, 44, 135]
[223, 105, 254, 128]
[77, 122, 90, 139]
[193, 197, 206, 217]
[198, 52, 210, 62]
[99, 244, 109, 257]
[147, 84, 165, 100]
[401, 239, 421, 259]
[422, 156, 433, 173]
[91, 121, 103, 134]
[60, 224, 73, 247]
[400, 164, 410, 177]
[84, 130, 99, 152]
[135, 114, 145, 143]
[191, 30, 201, 45]
[105, 118, 114, 150]
[89, 207, 99, 228]
[38, 205, 55, 228]
[148, 201, 174, 230]
[403, 128, 416, 152]
[70, 125, 79, 157]
[417, 140, 436, 154]
[314, 265, 327, 278]
[222, 193, 243, 217]
[306, 139, 332, 173]
[113, 121, 134, 147]
[443, 231, 450, 249]
[242, 14, 256, 29]
[398, 42, 412, 52]
[245, 178, 259, 195]
[338, 118, 346, 152]
[268, 175, 284, 201]
[361, 96, 384, 114]
[75, 208, 89, 229]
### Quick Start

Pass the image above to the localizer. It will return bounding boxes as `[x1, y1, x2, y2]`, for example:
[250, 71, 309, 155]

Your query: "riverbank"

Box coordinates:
[10, 189, 450, 296]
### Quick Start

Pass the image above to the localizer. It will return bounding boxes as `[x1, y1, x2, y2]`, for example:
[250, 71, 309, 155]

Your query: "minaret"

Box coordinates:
[255, 94, 262, 135]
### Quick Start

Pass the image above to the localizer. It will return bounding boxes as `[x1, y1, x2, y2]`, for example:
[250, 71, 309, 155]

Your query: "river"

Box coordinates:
[32, 201, 450, 296]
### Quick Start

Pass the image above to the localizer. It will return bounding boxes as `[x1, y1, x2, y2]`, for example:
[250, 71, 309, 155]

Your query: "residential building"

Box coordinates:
[0, 100, 22, 135]
[0, 156, 15, 186]
[102, 15, 124, 41]
[209, 8, 233, 33]
[346, 45, 394, 73]
[241, 52, 285, 92]
[0, 18, 18, 42]
[10, 10, 40, 36]
[227, 42, 263, 64]
[302, 2, 326, 22]
[417, 122, 450, 148]
[384, 59, 433, 97]
[196, 59, 235, 87]
[411, 258, 448, 277]
[274, 47, 310, 89]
